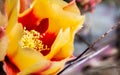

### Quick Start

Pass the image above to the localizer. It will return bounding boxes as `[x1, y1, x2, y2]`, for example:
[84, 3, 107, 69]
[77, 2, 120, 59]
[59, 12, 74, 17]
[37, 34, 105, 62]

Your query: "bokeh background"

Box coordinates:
[74, 0, 120, 56]
[70, 0, 120, 75]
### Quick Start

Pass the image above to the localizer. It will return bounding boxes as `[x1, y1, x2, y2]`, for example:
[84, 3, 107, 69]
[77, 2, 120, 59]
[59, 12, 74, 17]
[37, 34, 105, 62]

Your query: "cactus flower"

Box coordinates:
[4, 0, 84, 75]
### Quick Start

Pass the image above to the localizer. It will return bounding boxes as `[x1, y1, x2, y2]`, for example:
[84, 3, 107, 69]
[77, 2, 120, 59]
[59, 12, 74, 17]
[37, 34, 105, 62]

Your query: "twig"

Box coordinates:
[57, 22, 120, 75]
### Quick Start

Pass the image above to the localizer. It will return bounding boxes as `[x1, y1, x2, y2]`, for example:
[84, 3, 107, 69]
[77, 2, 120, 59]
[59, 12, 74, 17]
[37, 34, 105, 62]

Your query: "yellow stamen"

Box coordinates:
[20, 28, 49, 51]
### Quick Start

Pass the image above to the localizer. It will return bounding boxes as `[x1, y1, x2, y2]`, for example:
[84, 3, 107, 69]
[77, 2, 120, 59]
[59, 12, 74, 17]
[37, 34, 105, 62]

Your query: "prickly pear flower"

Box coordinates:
[4, 0, 84, 75]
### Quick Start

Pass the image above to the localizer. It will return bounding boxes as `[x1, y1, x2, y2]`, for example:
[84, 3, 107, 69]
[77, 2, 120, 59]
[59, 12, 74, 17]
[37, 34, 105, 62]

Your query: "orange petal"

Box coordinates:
[18, 9, 40, 31]
[18, 8, 49, 34]
[3, 59, 19, 75]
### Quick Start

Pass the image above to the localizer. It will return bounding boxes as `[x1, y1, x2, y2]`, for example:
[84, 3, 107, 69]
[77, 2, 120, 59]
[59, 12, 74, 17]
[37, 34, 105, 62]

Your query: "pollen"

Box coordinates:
[20, 28, 49, 51]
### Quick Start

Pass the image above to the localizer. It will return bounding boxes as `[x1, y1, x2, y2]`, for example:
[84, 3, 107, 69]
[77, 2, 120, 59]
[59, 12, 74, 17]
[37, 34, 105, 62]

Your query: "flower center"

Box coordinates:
[20, 28, 49, 52]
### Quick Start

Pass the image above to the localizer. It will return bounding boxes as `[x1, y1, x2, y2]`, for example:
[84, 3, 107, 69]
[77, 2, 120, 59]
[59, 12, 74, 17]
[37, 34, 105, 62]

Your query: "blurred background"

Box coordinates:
[69, 0, 120, 75]
[74, 0, 120, 56]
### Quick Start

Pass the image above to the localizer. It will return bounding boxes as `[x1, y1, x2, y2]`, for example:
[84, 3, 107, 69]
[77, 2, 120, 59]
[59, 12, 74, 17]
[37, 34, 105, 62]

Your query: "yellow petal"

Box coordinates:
[46, 28, 71, 59]
[17, 59, 67, 75]
[7, 23, 23, 55]
[31, 0, 84, 33]
[6, 0, 20, 33]
[47, 3, 84, 33]
[17, 60, 50, 75]
[63, 0, 80, 14]
[32, 0, 51, 18]
[10, 46, 48, 71]
[52, 37, 74, 60]
[6, 0, 19, 16]
[48, 15, 84, 34]
[41, 59, 67, 75]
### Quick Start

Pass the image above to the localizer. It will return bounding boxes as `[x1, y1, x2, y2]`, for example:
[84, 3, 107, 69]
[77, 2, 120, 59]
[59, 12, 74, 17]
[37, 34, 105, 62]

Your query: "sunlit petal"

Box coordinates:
[6, 0, 20, 33]
[7, 23, 23, 55]
[46, 28, 71, 60]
